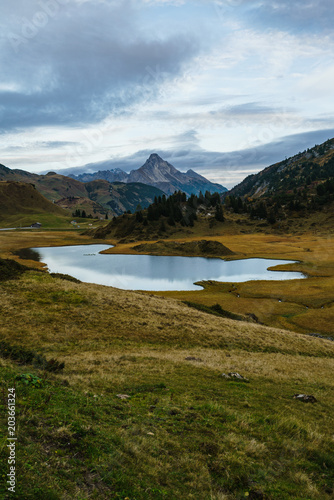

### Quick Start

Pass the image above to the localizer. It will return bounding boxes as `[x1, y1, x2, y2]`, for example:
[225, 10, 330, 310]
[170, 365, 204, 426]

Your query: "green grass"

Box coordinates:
[0, 355, 333, 499]
[0, 213, 73, 229]
[0, 267, 333, 498]
[0, 210, 103, 230]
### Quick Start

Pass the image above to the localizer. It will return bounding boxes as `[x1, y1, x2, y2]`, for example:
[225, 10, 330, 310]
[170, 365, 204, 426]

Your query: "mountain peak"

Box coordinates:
[148, 153, 163, 161]
[69, 154, 227, 196]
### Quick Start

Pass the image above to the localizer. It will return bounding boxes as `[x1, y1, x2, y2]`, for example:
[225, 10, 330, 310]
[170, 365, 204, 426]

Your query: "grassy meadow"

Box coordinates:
[0, 228, 334, 499]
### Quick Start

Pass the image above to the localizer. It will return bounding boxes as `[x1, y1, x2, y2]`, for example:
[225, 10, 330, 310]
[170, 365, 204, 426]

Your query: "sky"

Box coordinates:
[1, 0, 334, 188]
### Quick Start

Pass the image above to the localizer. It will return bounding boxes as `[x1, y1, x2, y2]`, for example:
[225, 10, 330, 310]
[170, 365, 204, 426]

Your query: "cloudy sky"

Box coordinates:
[1, 0, 334, 188]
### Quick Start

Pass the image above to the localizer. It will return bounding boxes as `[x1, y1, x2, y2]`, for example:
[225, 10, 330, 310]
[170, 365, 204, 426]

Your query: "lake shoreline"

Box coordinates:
[29, 243, 306, 292]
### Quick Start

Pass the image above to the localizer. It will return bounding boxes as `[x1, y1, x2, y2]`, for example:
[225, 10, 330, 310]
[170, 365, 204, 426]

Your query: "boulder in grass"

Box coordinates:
[222, 372, 250, 382]
[293, 394, 317, 403]
[116, 394, 131, 400]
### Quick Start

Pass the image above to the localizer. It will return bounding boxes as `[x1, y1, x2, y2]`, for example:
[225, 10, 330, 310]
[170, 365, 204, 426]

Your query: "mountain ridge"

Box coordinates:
[0, 164, 165, 217]
[221, 137, 334, 231]
[227, 138, 334, 200]
[71, 153, 227, 197]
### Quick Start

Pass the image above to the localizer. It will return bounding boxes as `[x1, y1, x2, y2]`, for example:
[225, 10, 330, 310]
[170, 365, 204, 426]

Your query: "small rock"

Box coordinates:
[116, 394, 131, 400]
[293, 394, 317, 403]
[222, 372, 250, 382]
[147, 432, 155, 436]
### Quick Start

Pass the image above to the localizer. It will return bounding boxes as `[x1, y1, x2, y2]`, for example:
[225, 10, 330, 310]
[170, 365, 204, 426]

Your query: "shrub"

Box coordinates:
[0, 340, 65, 372]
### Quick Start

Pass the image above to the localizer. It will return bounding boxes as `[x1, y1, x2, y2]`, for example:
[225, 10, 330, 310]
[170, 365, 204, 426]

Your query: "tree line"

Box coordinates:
[135, 190, 225, 228]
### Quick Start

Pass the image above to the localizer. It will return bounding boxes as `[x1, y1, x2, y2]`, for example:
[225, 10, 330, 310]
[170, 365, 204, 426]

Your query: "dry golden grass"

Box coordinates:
[1, 270, 333, 359]
[62, 347, 334, 396]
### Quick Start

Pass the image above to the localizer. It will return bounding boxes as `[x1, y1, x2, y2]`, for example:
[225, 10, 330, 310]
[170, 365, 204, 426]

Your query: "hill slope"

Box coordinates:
[223, 138, 334, 231]
[228, 138, 334, 200]
[0, 181, 70, 227]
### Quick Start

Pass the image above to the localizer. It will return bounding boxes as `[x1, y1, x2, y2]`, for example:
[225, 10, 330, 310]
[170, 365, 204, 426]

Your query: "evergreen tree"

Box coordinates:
[147, 205, 155, 221]
[267, 210, 276, 224]
[215, 204, 224, 222]
[167, 215, 175, 226]
[173, 204, 183, 222]
[136, 210, 144, 222]
[198, 191, 204, 204]
[159, 220, 166, 232]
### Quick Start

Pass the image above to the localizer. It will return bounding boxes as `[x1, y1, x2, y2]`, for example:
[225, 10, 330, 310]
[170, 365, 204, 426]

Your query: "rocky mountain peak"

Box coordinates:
[148, 153, 163, 162]
[142, 154, 176, 172]
[69, 153, 227, 196]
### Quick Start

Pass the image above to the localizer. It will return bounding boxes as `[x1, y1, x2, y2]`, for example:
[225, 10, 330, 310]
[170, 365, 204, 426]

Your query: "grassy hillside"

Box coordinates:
[34, 172, 88, 201]
[55, 196, 109, 219]
[0, 181, 73, 228]
[0, 261, 333, 499]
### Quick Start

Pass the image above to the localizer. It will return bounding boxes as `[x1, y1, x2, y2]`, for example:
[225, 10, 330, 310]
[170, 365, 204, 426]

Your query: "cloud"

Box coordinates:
[1, 0, 333, 184]
[0, 0, 200, 132]
[212, 0, 334, 34]
[4, 141, 78, 152]
[37, 141, 79, 148]
[240, 0, 334, 34]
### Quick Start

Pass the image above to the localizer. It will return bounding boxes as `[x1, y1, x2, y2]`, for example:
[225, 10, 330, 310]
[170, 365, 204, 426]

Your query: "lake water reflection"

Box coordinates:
[32, 244, 305, 291]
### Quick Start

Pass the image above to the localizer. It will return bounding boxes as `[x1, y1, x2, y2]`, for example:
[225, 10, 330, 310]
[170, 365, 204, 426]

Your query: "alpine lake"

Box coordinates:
[28, 244, 306, 291]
